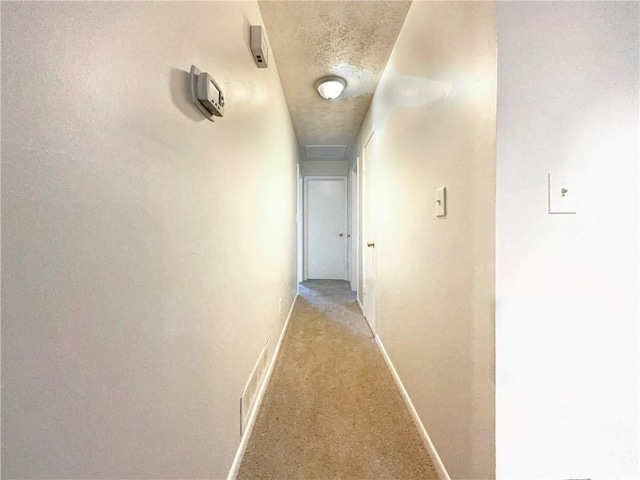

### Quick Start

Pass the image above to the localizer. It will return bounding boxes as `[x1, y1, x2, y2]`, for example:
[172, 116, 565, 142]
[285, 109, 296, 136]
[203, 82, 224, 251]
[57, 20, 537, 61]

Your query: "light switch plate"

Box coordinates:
[436, 186, 446, 217]
[548, 173, 577, 214]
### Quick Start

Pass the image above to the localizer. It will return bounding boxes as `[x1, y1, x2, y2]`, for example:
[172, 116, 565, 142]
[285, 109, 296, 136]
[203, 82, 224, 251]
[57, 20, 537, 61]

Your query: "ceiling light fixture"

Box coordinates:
[316, 76, 347, 100]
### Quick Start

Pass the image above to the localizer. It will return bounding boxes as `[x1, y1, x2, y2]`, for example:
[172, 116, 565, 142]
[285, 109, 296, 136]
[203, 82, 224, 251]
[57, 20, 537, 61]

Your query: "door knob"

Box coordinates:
[339, 233, 344, 237]
[367, 242, 375, 248]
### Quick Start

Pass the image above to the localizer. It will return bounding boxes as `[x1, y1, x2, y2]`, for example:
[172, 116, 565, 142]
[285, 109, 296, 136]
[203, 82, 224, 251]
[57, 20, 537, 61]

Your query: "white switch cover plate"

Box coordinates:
[436, 186, 446, 217]
[548, 173, 577, 214]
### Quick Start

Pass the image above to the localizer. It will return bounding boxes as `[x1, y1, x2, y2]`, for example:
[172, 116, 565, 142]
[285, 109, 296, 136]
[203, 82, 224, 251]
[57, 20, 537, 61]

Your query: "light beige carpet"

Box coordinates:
[237, 280, 439, 480]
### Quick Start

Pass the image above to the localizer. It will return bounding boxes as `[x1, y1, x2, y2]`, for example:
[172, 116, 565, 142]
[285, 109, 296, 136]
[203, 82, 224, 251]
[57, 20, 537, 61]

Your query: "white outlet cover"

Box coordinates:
[436, 186, 446, 217]
[548, 173, 577, 214]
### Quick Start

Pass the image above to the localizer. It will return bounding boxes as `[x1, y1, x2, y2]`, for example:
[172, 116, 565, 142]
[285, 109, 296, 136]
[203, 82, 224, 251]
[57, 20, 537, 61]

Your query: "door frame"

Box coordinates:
[349, 165, 359, 292]
[296, 164, 303, 288]
[303, 176, 348, 281]
[361, 132, 377, 333]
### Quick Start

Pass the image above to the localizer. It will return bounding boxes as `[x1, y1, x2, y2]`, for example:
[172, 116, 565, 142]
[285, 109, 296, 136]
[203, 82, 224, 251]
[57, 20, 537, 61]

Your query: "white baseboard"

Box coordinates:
[374, 334, 451, 480]
[226, 295, 299, 480]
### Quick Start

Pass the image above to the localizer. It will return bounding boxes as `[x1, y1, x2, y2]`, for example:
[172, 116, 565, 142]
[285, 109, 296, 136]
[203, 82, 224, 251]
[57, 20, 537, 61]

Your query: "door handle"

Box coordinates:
[339, 233, 344, 237]
[367, 242, 375, 248]
[347, 234, 351, 238]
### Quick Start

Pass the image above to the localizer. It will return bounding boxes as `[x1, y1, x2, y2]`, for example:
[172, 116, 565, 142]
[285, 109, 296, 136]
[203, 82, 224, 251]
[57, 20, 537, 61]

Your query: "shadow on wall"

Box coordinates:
[169, 67, 206, 122]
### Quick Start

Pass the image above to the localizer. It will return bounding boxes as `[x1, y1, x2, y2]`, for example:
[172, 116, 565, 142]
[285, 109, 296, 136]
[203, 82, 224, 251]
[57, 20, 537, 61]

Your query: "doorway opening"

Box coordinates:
[302, 176, 348, 281]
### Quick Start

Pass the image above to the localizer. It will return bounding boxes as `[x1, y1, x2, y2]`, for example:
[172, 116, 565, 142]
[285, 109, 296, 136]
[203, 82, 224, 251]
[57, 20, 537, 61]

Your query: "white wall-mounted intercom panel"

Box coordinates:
[196, 72, 225, 117]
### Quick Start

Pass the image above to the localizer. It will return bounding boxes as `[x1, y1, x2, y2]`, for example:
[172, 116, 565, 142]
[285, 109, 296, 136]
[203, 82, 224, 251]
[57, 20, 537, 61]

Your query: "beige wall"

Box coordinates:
[496, 2, 639, 478]
[355, 2, 497, 478]
[1, 2, 298, 478]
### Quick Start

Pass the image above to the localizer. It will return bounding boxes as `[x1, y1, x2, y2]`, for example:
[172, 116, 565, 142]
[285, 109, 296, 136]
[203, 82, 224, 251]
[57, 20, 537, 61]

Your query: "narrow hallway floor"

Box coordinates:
[237, 280, 439, 480]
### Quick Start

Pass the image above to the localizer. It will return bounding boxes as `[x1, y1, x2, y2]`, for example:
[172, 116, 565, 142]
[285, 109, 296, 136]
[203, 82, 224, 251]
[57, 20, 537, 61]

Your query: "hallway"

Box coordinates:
[2, 1, 639, 479]
[237, 281, 438, 479]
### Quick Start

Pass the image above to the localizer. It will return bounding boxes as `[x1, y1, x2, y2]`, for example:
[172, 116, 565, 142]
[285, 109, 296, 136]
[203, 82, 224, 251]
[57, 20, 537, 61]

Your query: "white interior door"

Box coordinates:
[363, 134, 377, 332]
[304, 177, 347, 280]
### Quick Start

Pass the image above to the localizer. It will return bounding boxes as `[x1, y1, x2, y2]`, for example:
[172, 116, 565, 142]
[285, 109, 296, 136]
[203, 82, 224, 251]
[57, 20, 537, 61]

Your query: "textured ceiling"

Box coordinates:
[258, 1, 412, 161]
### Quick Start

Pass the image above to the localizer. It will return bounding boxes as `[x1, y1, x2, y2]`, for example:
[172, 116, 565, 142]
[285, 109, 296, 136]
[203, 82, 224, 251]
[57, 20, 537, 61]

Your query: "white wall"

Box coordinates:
[496, 2, 639, 479]
[1, 2, 298, 478]
[355, 2, 497, 478]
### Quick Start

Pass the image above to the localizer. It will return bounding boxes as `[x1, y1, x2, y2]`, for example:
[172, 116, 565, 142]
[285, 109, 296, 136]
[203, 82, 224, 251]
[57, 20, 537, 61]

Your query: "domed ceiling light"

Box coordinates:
[316, 76, 347, 100]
